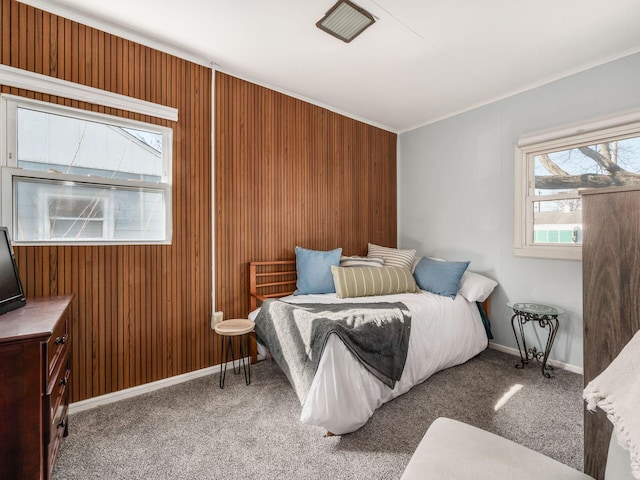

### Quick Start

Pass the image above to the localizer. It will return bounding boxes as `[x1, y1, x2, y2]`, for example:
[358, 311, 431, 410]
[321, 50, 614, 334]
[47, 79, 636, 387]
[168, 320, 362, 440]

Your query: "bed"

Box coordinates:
[248, 258, 494, 435]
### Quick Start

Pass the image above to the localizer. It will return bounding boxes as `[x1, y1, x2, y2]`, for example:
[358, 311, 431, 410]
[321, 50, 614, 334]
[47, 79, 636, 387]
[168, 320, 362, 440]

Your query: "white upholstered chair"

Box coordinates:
[402, 330, 640, 480]
[400, 416, 633, 480]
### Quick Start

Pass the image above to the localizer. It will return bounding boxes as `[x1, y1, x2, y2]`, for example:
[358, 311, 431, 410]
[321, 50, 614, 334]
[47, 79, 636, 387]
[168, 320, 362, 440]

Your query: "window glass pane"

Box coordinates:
[533, 136, 640, 197]
[16, 107, 163, 182]
[51, 219, 105, 239]
[49, 196, 105, 219]
[48, 196, 105, 239]
[532, 200, 582, 245]
[14, 178, 165, 242]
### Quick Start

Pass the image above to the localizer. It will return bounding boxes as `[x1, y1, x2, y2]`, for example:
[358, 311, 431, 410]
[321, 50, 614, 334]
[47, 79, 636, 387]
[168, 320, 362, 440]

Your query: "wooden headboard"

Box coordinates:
[248, 260, 491, 318]
[249, 260, 297, 311]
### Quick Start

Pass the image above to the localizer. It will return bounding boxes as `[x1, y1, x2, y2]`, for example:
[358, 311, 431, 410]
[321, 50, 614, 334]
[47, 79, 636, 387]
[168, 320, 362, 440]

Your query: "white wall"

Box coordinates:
[398, 52, 640, 371]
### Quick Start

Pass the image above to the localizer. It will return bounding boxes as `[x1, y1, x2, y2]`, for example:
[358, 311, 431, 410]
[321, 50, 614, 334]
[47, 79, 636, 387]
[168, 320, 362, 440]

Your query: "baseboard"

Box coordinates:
[69, 358, 249, 415]
[70, 346, 582, 414]
[489, 343, 583, 375]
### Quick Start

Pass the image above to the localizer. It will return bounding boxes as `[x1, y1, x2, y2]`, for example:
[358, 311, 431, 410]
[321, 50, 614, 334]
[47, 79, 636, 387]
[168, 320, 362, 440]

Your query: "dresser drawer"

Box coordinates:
[47, 400, 68, 478]
[49, 391, 68, 445]
[48, 349, 70, 421]
[47, 305, 69, 379]
[47, 359, 69, 478]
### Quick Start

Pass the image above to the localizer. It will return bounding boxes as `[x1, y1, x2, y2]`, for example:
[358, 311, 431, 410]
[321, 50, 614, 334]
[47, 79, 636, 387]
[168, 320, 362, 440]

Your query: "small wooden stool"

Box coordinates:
[214, 318, 255, 389]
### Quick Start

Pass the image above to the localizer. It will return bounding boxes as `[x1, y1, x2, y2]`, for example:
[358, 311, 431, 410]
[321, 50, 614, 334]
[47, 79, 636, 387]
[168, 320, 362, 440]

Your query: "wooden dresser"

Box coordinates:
[0, 295, 73, 480]
[582, 185, 640, 479]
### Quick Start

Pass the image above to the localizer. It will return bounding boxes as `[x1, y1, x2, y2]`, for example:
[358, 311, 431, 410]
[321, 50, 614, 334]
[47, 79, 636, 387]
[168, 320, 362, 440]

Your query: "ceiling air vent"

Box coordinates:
[316, 0, 375, 43]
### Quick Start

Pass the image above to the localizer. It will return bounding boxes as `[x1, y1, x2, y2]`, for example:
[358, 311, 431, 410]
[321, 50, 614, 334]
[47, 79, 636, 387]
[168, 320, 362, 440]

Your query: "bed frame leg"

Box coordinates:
[325, 431, 335, 437]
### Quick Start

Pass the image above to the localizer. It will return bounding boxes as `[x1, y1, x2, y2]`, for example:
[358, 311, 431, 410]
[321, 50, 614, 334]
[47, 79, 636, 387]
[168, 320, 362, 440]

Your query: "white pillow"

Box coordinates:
[458, 271, 498, 302]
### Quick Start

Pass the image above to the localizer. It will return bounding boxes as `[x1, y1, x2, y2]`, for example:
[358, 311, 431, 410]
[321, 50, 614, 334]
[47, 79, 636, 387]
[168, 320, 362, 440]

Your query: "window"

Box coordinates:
[1, 95, 172, 244]
[515, 112, 640, 260]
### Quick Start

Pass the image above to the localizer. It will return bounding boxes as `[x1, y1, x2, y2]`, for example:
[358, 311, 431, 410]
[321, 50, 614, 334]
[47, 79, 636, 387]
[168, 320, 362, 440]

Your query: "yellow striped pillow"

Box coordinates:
[330, 265, 419, 298]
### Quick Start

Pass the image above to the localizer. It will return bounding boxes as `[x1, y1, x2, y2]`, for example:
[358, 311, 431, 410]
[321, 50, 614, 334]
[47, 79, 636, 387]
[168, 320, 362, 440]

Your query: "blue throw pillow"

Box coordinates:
[413, 257, 470, 298]
[294, 246, 342, 295]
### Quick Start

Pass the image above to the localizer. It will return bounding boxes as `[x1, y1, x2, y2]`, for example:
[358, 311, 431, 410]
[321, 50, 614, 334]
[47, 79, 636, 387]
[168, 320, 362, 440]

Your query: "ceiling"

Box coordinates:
[21, 0, 640, 133]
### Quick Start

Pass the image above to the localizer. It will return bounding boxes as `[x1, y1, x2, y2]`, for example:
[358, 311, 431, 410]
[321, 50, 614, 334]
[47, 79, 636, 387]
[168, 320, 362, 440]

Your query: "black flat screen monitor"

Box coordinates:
[0, 226, 26, 315]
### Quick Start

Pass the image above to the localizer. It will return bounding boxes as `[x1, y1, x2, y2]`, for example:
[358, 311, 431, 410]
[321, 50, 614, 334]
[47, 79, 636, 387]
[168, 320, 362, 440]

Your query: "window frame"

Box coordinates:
[0, 94, 173, 245]
[515, 111, 640, 260]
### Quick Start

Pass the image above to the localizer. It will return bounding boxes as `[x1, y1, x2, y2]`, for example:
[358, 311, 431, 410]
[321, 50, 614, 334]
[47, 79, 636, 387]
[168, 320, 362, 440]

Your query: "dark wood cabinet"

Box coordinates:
[0, 295, 73, 480]
[582, 186, 640, 480]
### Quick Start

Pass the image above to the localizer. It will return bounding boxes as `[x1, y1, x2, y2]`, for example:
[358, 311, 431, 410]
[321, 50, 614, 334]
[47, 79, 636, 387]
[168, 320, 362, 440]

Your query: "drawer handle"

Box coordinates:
[59, 377, 68, 386]
[54, 335, 68, 345]
[57, 419, 66, 429]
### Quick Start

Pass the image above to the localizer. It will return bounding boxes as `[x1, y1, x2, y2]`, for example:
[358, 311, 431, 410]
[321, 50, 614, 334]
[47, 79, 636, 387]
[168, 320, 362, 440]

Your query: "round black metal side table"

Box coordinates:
[508, 302, 563, 378]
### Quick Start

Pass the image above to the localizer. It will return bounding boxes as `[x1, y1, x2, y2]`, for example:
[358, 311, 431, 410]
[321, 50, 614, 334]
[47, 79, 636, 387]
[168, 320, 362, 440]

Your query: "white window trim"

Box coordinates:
[0, 64, 178, 121]
[515, 109, 640, 261]
[2, 169, 170, 245]
[1, 94, 173, 182]
[1, 94, 173, 245]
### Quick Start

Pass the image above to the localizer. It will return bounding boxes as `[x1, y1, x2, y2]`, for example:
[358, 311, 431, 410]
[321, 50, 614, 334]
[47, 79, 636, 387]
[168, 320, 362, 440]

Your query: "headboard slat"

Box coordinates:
[249, 260, 297, 311]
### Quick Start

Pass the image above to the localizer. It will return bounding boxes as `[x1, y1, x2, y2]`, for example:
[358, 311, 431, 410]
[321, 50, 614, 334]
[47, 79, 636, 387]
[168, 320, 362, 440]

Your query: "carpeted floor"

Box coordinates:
[53, 348, 584, 480]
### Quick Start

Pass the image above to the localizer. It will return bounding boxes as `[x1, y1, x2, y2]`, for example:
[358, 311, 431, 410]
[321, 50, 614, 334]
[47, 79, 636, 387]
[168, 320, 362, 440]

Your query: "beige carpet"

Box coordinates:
[53, 348, 584, 480]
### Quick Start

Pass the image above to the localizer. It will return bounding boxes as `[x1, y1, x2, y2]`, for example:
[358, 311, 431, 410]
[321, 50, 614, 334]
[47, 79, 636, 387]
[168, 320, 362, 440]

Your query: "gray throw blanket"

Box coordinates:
[254, 299, 412, 404]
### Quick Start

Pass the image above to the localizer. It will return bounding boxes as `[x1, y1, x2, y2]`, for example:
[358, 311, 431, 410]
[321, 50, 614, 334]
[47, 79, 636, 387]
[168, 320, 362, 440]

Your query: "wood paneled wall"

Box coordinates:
[0, 1, 397, 403]
[215, 73, 397, 319]
[0, 0, 213, 402]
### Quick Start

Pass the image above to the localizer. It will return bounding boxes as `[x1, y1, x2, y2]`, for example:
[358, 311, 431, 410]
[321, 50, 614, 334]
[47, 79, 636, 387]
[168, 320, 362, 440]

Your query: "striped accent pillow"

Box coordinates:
[339, 255, 384, 268]
[330, 265, 419, 298]
[367, 243, 416, 270]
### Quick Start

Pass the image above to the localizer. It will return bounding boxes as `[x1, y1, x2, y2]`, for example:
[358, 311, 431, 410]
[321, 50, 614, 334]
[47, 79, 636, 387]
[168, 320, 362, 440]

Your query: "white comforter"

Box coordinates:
[250, 291, 488, 435]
